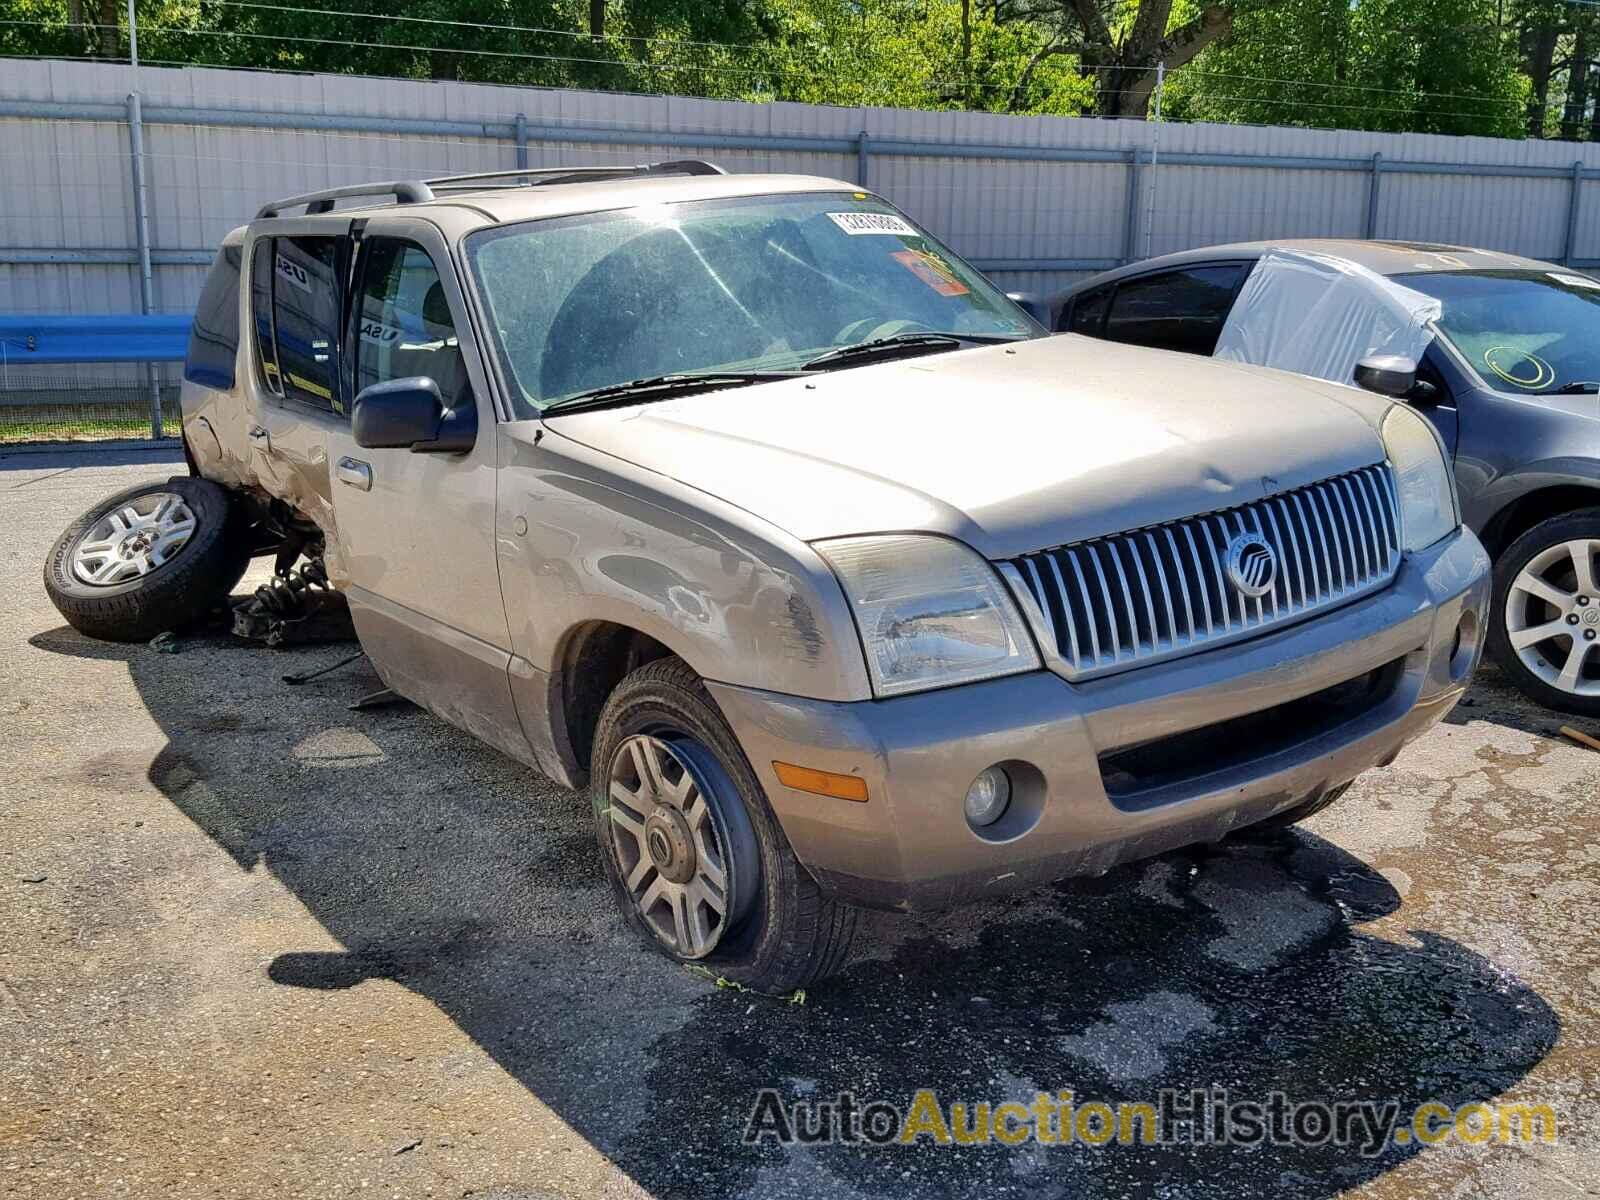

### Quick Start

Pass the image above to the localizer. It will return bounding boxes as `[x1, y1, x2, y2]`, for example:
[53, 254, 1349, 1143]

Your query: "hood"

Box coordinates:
[544, 335, 1387, 560]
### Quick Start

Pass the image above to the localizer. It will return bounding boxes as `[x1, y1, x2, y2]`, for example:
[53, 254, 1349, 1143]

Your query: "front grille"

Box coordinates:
[1004, 464, 1400, 679]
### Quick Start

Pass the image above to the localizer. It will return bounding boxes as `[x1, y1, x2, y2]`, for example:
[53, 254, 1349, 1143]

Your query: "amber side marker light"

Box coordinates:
[772, 761, 869, 803]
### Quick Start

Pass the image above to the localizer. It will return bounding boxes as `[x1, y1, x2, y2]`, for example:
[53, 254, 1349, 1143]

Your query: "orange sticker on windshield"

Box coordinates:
[891, 249, 968, 296]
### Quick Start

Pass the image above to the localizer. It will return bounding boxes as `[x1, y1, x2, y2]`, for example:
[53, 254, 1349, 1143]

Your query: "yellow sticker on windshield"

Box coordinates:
[1483, 346, 1554, 389]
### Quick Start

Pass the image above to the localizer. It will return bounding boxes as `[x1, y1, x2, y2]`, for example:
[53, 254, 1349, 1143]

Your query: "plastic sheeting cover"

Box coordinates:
[1214, 250, 1441, 388]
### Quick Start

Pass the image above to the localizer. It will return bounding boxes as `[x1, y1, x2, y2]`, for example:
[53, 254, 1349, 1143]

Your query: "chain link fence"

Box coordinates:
[0, 362, 176, 445]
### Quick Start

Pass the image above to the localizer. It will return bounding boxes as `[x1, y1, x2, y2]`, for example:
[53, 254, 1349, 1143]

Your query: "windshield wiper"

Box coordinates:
[1553, 380, 1600, 394]
[801, 331, 1024, 372]
[543, 370, 803, 415]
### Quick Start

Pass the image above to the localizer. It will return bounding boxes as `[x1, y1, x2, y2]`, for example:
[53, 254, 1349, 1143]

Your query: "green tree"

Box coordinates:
[1163, 0, 1528, 138]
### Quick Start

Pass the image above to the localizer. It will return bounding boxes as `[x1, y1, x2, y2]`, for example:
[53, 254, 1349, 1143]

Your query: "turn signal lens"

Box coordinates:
[773, 761, 869, 803]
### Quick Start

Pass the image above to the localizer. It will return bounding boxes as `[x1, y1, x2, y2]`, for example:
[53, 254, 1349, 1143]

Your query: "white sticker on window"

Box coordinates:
[1549, 271, 1600, 290]
[827, 211, 918, 236]
[275, 252, 312, 293]
[359, 317, 402, 346]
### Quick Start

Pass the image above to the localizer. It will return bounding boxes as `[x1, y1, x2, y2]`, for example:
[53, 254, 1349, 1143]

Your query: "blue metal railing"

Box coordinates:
[0, 313, 190, 365]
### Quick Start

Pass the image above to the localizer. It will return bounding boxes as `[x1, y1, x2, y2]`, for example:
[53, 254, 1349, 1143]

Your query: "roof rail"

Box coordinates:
[423, 159, 726, 191]
[254, 160, 725, 220]
[256, 180, 435, 219]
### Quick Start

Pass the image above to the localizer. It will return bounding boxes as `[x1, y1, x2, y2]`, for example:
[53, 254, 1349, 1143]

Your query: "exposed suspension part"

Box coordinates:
[231, 530, 352, 647]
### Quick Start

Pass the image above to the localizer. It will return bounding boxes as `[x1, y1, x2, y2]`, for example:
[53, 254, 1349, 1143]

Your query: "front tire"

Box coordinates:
[591, 658, 856, 993]
[43, 476, 251, 642]
[1487, 510, 1600, 716]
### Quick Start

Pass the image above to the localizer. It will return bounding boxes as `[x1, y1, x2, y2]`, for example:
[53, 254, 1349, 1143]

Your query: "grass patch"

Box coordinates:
[0, 413, 160, 444]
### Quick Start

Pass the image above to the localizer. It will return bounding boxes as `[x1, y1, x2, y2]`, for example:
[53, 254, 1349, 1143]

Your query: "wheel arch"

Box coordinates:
[1477, 481, 1600, 560]
[538, 619, 688, 789]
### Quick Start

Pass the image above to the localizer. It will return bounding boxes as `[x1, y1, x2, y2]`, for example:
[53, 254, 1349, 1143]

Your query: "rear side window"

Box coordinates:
[250, 242, 281, 396]
[250, 235, 344, 414]
[1103, 265, 1247, 356]
[1064, 284, 1113, 335]
[184, 243, 241, 390]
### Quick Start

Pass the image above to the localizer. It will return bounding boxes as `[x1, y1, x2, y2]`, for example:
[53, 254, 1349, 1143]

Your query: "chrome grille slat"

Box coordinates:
[1162, 527, 1197, 641]
[1066, 548, 1102, 664]
[1005, 464, 1403, 680]
[1144, 532, 1177, 646]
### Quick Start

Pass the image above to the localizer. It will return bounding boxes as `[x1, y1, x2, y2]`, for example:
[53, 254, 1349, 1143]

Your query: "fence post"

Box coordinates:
[514, 112, 528, 169]
[1143, 61, 1165, 258]
[856, 129, 870, 188]
[1365, 152, 1383, 238]
[126, 91, 162, 439]
[1564, 159, 1584, 266]
[1123, 149, 1142, 263]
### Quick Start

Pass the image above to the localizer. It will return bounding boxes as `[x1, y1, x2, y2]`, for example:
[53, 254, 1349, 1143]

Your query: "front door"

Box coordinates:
[323, 217, 529, 763]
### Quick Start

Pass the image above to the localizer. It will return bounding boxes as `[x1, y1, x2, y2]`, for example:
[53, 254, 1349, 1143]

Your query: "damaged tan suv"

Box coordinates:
[45, 162, 1490, 991]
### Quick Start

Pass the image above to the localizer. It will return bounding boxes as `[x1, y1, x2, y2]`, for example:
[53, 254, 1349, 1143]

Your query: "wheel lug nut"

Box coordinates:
[1580, 596, 1592, 607]
[1589, 630, 1598, 642]
[1569, 614, 1582, 625]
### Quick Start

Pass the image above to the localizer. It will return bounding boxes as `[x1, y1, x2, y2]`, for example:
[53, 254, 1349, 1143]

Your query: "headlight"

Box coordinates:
[1381, 404, 1459, 552]
[815, 534, 1041, 697]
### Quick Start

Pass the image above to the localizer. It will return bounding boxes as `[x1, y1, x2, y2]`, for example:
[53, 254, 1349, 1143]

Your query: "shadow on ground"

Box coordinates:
[0, 443, 184, 472]
[30, 624, 1560, 1199]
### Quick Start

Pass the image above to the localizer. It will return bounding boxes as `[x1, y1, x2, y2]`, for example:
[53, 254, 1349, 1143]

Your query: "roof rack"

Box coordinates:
[425, 159, 725, 190]
[256, 180, 436, 219]
[255, 159, 726, 220]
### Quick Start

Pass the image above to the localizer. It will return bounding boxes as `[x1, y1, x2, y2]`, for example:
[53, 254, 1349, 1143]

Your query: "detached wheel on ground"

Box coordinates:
[1487, 509, 1600, 717]
[44, 476, 252, 642]
[591, 657, 857, 992]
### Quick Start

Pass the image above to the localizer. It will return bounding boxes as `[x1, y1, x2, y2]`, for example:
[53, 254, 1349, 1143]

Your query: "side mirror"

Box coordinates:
[352, 376, 476, 453]
[1006, 290, 1050, 326]
[1353, 354, 1418, 399]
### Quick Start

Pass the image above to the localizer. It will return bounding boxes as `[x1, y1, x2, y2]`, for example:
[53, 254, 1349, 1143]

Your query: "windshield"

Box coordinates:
[1396, 268, 1600, 396]
[466, 191, 1037, 413]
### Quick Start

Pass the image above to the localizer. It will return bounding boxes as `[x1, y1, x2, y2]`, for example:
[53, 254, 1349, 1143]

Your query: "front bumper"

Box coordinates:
[708, 527, 1490, 911]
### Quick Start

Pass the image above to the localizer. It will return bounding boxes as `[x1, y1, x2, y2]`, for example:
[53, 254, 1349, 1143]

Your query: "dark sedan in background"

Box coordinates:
[1044, 240, 1600, 714]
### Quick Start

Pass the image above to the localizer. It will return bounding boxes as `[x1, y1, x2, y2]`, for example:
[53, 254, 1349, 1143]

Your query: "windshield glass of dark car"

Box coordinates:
[1397, 268, 1600, 396]
[466, 192, 1037, 414]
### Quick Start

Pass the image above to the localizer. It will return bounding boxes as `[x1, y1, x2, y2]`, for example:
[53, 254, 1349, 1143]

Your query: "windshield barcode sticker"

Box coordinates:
[827, 211, 918, 237]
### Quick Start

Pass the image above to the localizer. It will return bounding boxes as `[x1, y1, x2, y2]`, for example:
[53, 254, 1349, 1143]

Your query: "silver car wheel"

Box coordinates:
[605, 733, 751, 960]
[1505, 537, 1600, 697]
[70, 492, 198, 587]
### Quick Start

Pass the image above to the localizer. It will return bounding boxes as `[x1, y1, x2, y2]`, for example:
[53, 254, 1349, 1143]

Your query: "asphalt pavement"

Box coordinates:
[2, 448, 1596, 1199]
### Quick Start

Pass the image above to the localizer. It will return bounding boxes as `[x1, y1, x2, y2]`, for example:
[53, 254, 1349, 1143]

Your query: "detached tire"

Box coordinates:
[1487, 509, 1600, 717]
[44, 476, 251, 642]
[591, 658, 857, 993]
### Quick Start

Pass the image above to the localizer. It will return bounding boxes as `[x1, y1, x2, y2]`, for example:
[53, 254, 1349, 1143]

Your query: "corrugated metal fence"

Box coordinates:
[6, 57, 1600, 443]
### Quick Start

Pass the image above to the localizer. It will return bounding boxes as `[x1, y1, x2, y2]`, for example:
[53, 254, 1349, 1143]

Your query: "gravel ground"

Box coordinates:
[2, 448, 1598, 1199]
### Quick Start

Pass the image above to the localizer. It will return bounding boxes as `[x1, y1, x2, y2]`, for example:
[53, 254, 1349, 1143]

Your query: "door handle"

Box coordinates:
[336, 457, 373, 491]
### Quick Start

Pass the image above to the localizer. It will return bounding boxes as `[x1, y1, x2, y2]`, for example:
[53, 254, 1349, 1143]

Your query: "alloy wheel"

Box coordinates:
[70, 492, 198, 586]
[1504, 538, 1600, 698]
[604, 732, 756, 959]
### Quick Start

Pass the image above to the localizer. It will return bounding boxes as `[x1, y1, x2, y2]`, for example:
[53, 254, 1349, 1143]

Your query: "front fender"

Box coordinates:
[494, 422, 871, 780]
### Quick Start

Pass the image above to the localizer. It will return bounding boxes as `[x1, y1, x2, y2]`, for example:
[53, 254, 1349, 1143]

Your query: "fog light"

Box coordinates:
[964, 766, 1012, 827]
